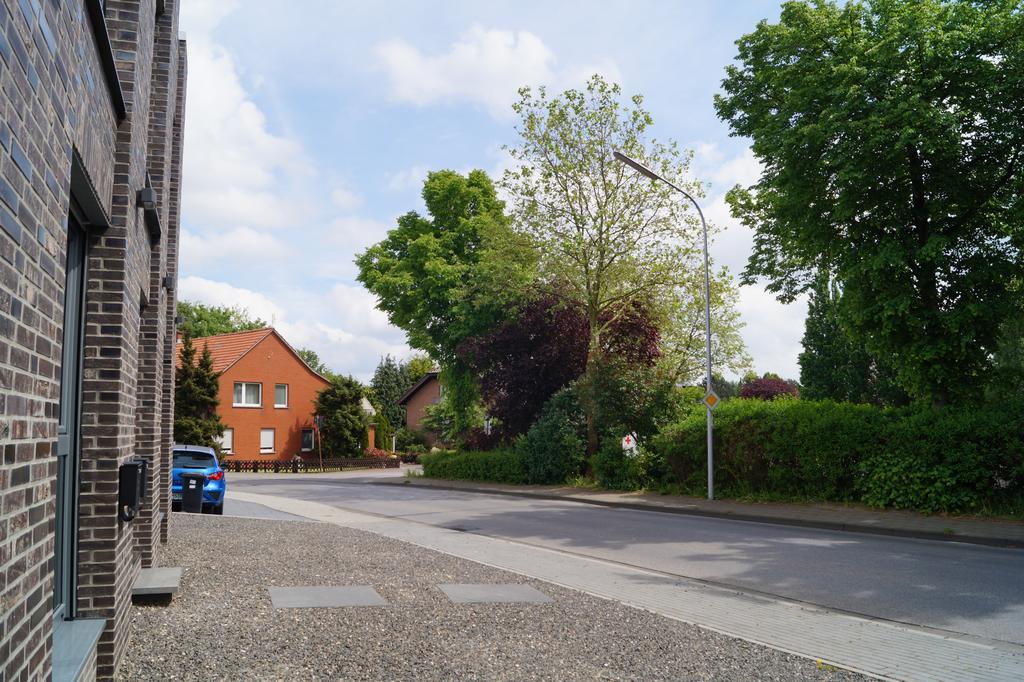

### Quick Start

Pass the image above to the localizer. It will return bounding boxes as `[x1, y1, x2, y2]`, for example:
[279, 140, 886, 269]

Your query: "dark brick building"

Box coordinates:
[0, 1, 186, 679]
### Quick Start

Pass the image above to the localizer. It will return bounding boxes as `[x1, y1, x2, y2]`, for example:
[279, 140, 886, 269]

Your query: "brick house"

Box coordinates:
[178, 328, 332, 461]
[397, 370, 441, 445]
[0, 1, 186, 680]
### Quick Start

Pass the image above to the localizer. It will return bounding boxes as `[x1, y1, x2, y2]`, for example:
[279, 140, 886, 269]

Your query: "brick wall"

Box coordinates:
[0, 1, 185, 679]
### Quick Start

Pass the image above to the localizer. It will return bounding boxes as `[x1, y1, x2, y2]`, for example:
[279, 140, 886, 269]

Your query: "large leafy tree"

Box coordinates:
[177, 300, 267, 338]
[174, 334, 224, 449]
[314, 376, 367, 457]
[356, 170, 535, 433]
[716, 0, 1024, 404]
[503, 74, 708, 453]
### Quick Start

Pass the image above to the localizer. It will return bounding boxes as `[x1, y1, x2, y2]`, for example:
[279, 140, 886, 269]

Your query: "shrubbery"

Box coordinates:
[420, 448, 526, 484]
[653, 398, 1024, 513]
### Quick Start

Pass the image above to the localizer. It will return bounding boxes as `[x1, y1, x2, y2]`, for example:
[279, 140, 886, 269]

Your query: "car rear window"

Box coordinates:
[173, 452, 215, 469]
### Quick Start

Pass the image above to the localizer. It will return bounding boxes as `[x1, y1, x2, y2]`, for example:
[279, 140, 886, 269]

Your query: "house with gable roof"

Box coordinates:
[177, 328, 332, 460]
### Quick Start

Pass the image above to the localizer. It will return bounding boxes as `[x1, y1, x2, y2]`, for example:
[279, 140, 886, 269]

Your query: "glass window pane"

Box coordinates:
[301, 429, 313, 451]
[275, 384, 287, 406]
[234, 383, 243, 404]
[260, 428, 274, 450]
[246, 383, 261, 405]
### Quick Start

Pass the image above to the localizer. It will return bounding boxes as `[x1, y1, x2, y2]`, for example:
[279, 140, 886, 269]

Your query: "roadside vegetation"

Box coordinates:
[371, 0, 1024, 517]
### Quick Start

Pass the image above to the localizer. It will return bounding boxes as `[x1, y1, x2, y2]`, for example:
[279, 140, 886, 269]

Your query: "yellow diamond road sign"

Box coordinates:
[703, 390, 720, 410]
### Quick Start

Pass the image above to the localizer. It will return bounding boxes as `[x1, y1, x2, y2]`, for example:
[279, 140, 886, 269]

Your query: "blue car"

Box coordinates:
[171, 445, 226, 515]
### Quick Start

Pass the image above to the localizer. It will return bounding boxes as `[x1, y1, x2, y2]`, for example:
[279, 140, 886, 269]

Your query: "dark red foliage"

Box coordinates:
[458, 292, 660, 438]
[363, 447, 391, 458]
[739, 377, 800, 400]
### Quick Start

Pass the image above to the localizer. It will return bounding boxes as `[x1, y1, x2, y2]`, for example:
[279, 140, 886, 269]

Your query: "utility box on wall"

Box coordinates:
[118, 458, 148, 522]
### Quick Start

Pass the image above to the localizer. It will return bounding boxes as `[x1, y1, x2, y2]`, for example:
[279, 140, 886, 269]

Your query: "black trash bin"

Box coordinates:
[180, 473, 206, 514]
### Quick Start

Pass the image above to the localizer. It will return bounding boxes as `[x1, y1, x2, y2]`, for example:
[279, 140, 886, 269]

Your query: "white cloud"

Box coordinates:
[179, 0, 239, 36]
[181, 28, 314, 230]
[177, 276, 410, 382]
[736, 288, 807, 380]
[375, 25, 621, 119]
[180, 227, 288, 269]
[387, 164, 430, 192]
[178, 275, 286, 326]
[330, 184, 363, 210]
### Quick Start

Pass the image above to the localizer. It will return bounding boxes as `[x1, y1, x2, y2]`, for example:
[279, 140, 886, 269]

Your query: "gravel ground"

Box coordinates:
[118, 513, 865, 681]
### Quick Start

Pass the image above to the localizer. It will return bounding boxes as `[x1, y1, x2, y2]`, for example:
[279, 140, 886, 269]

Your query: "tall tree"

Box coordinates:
[715, 0, 1024, 404]
[356, 169, 535, 434]
[174, 335, 224, 448]
[369, 355, 409, 433]
[502, 74, 708, 453]
[314, 376, 367, 457]
[178, 300, 267, 338]
[296, 347, 331, 376]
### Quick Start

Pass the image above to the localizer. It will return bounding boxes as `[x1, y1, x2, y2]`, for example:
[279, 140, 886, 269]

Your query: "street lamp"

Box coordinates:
[613, 151, 716, 500]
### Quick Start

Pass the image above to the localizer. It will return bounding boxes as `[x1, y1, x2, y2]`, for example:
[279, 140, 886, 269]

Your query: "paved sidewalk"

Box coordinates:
[120, 511, 861, 681]
[231, 491, 1024, 682]
[374, 477, 1024, 547]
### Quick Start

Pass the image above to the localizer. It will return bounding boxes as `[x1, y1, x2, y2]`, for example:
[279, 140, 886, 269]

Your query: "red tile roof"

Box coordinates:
[175, 328, 274, 374]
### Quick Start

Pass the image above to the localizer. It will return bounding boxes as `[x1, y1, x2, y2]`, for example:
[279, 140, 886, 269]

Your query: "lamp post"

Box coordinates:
[613, 151, 715, 500]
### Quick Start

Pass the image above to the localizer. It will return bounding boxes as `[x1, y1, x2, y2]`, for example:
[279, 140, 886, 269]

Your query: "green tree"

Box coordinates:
[800, 276, 908, 405]
[313, 376, 367, 457]
[401, 354, 435, 386]
[178, 300, 267, 338]
[715, 0, 1024, 405]
[356, 170, 535, 434]
[369, 355, 408, 432]
[502, 74, 709, 454]
[989, 282, 1024, 401]
[174, 334, 224, 448]
[296, 347, 332, 377]
[661, 266, 752, 385]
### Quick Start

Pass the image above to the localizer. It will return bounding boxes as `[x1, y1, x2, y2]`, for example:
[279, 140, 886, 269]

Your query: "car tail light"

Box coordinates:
[208, 470, 224, 481]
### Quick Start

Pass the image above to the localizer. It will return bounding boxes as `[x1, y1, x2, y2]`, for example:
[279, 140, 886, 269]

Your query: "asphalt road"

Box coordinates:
[230, 475, 1024, 646]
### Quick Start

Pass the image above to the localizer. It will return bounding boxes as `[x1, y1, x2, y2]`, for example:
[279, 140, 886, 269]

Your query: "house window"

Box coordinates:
[234, 382, 261, 407]
[274, 384, 288, 408]
[218, 428, 234, 454]
[260, 428, 275, 454]
[301, 428, 314, 452]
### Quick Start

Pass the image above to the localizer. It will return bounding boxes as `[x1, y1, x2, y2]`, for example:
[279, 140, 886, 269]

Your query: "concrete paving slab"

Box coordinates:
[440, 583, 553, 604]
[269, 585, 387, 608]
[132, 567, 182, 596]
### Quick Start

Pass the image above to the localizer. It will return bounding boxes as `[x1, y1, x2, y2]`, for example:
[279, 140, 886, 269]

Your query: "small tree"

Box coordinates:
[174, 335, 224, 448]
[370, 355, 409, 434]
[314, 376, 367, 457]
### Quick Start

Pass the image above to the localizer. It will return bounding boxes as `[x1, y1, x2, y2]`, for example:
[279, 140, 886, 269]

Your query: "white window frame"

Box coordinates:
[219, 428, 234, 454]
[259, 428, 275, 454]
[233, 382, 262, 408]
[274, 383, 288, 408]
[301, 428, 314, 452]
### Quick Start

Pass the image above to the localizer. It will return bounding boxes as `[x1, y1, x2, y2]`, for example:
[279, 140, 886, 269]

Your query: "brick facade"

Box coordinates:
[0, 1, 186, 679]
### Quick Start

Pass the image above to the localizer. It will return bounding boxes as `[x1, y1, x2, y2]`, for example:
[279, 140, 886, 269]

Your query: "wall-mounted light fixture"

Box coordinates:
[136, 187, 157, 211]
[162, 275, 174, 290]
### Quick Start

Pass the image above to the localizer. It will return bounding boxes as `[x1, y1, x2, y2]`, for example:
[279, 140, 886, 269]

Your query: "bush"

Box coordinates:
[517, 388, 587, 484]
[363, 447, 390, 459]
[395, 427, 430, 451]
[420, 449, 526, 484]
[592, 439, 644, 490]
[653, 398, 1024, 513]
[739, 377, 800, 400]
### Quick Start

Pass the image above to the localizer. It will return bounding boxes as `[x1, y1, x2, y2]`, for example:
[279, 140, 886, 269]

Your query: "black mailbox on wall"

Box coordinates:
[118, 458, 148, 522]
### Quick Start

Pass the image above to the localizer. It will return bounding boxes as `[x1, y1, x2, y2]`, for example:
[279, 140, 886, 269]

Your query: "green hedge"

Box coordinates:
[653, 398, 1024, 513]
[420, 449, 526, 484]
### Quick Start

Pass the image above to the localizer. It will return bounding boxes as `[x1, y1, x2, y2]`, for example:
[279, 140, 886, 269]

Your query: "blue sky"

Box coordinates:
[177, 0, 807, 382]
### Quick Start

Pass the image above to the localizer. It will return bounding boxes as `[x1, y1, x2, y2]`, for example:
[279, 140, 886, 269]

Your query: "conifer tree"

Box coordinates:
[174, 334, 225, 449]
